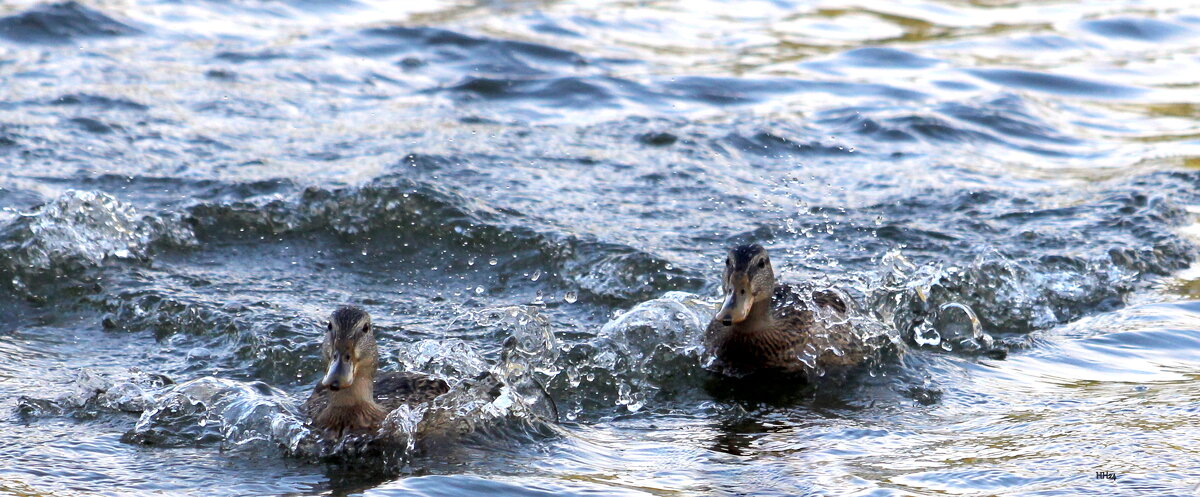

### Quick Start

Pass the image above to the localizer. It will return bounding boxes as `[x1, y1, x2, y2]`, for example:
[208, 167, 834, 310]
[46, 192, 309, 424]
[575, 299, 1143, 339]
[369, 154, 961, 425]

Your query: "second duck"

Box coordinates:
[703, 244, 882, 380]
[303, 306, 450, 438]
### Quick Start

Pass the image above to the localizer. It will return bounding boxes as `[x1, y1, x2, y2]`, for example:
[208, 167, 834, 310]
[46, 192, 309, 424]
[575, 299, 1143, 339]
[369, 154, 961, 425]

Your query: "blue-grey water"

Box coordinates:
[2, 0, 1200, 495]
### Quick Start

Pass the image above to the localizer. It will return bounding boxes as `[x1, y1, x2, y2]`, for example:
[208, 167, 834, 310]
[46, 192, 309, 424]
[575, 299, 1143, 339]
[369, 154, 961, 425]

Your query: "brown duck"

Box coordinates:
[302, 306, 449, 436]
[702, 244, 875, 379]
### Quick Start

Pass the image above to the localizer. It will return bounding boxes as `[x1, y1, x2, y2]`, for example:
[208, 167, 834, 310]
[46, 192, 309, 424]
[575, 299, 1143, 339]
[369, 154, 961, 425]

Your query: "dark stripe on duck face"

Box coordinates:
[324, 306, 373, 371]
[728, 244, 768, 275]
[331, 306, 370, 336]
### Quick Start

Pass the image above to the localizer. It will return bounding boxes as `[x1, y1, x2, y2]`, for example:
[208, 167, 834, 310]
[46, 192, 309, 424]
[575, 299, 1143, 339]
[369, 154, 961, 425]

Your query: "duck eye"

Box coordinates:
[758, 260, 766, 269]
[725, 258, 731, 266]
[362, 323, 371, 334]
[326, 322, 332, 332]
[740, 289, 746, 295]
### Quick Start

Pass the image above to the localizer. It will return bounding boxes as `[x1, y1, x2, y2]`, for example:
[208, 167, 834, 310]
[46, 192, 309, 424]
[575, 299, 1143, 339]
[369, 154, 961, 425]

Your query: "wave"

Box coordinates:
[0, 190, 195, 300]
[182, 176, 700, 303]
[0, 2, 139, 44]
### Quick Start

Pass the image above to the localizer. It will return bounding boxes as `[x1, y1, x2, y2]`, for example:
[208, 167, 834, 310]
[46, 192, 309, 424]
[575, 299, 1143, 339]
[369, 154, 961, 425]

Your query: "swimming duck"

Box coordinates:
[302, 306, 449, 437]
[702, 244, 873, 378]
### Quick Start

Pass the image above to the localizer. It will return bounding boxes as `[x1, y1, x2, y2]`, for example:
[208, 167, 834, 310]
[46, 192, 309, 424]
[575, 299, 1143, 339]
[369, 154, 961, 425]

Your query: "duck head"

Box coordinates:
[320, 306, 379, 393]
[716, 244, 775, 326]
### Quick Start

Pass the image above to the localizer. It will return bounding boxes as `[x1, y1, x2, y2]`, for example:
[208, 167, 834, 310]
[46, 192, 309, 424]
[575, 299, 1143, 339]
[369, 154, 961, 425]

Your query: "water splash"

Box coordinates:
[122, 377, 310, 454]
[15, 368, 173, 419]
[0, 190, 195, 298]
[273, 305, 564, 459]
[548, 292, 713, 420]
[868, 249, 1111, 356]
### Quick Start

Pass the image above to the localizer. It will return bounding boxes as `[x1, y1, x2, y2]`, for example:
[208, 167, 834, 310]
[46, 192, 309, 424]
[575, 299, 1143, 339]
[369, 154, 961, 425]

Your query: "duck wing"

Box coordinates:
[774, 283, 871, 371]
[374, 371, 450, 412]
[300, 372, 449, 421]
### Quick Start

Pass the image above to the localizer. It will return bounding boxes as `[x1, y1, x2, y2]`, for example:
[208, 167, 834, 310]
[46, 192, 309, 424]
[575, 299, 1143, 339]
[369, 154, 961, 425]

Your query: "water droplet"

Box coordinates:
[563, 291, 578, 304]
[467, 257, 476, 266]
[488, 258, 498, 266]
[474, 286, 484, 294]
[530, 270, 542, 281]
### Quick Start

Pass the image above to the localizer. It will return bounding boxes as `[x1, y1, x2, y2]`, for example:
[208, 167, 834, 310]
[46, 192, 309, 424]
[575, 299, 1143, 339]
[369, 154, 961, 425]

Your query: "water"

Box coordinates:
[2, 0, 1200, 495]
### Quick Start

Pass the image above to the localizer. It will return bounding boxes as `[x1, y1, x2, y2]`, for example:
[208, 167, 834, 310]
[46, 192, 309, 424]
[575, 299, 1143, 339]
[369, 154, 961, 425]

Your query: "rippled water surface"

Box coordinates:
[3, 0, 1200, 495]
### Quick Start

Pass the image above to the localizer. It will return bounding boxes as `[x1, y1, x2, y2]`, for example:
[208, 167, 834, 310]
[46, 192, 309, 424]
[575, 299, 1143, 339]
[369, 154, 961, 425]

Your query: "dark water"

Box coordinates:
[3, 0, 1200, 495]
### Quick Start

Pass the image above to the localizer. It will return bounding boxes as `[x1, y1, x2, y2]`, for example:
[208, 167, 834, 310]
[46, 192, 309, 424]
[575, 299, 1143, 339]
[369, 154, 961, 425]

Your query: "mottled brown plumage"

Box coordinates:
[702, 244, 874, 379]
[302, 306, 449, 437]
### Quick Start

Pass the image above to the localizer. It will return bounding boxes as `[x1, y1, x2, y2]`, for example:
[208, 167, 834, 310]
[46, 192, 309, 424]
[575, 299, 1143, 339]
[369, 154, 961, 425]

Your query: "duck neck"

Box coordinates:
[732, 295, 774, 332]
[319, 366, 384, 431]
[328, 373, 376, 408]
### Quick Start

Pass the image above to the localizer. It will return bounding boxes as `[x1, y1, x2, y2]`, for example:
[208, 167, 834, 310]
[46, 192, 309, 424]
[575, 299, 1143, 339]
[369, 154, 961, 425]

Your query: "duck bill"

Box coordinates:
[321, 358, 355, 391]
[716, 288, 753, 326]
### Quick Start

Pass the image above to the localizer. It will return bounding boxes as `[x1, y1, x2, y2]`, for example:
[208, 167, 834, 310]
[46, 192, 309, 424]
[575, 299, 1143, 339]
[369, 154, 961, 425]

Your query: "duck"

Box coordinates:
[302, 306, 450, 437]
[702, 244, 876, 379]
